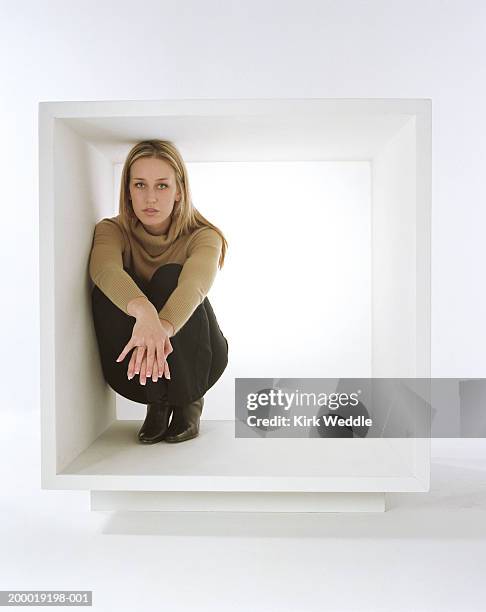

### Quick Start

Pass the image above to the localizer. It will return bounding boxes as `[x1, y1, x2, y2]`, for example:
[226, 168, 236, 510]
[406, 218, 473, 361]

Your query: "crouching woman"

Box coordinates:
[88, 139, 229, 445]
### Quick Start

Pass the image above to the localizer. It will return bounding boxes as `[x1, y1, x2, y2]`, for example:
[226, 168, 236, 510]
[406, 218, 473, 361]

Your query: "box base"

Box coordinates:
[90, 490, 386, 512]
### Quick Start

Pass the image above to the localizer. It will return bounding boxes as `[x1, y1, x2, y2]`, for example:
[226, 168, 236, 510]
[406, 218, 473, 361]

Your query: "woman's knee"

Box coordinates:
[91, 284, 114, 318]
[91, 286, 134, 356]
[148, 263, 182, 299]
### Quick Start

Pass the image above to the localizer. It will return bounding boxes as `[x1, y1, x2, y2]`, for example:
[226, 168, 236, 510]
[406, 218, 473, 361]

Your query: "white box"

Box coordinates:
[39, 98, 431, 512]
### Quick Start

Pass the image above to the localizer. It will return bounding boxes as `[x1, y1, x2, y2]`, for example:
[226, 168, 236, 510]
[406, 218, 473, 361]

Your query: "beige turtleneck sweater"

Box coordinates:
[88, 214, 223, 336]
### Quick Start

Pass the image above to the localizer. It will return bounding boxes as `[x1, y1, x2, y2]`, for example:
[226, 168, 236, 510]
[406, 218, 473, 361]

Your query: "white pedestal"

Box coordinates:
[91, 490, 386, 512]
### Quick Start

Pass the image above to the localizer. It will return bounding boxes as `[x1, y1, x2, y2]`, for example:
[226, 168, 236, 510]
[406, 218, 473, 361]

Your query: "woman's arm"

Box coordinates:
[90, 219, 173, 381]
[129, 296, 174, 336]
[89, 219, 150, 315]
[157, 227, 223, 335]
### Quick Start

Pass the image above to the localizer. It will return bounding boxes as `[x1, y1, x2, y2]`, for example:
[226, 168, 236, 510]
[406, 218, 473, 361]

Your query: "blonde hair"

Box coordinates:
[118, 139, 227, 268]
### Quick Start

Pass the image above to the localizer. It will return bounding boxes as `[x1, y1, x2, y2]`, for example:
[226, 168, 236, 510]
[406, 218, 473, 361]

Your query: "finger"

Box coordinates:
[163, 339, 172, 378]
[116, 340, 134, 363]
[145, 342, 155, 381]
[147, 350, 159, 382]
[127, 351, 134, 379]
[155, 342, 166, 377]
[140, 355, 147, 385]
[145, 357, 155, 384]
[151, 357, 159, 382]
[128, 349, 138, 379]
[161, 356, 168, 379]
[134, 346, 145, 375]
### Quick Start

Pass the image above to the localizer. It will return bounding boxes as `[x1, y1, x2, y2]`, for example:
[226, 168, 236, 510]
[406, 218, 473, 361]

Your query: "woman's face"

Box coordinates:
[128, 157, 181, 234]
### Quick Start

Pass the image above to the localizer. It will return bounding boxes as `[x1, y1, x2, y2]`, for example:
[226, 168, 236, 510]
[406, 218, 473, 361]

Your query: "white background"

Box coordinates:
[187, 161, 371, 378]
[2, 0, 484, 415]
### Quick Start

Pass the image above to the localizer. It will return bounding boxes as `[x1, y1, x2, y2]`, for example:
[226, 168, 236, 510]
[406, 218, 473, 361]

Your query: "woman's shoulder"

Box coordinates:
[92, 215, 131, 251]
[185, 225, 222, 248]
[94, 214, 122, 228]
[94, 215, 126, 237]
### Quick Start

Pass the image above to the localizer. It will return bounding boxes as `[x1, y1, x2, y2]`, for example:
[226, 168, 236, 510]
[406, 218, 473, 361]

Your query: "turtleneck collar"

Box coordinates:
[129, 213, 178, 257]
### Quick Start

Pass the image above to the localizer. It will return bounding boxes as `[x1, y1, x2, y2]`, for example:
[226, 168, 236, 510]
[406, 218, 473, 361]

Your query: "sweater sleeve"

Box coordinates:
[157, 227, 223, 335]
[88, 218, 149, 316]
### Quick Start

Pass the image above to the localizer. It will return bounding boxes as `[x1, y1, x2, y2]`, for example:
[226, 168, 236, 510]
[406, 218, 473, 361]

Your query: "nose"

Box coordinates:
[146, 188, 158, 202]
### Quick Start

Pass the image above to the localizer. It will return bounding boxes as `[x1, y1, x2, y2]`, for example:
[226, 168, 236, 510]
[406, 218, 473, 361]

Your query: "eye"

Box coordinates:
[133, 182, 168, 189]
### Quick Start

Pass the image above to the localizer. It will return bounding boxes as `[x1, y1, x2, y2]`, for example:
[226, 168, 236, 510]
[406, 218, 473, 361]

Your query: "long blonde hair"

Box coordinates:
[118, 139, 227, 268]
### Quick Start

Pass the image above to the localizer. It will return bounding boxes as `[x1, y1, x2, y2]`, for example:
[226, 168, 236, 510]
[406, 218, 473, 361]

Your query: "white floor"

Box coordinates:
[1, 410, 485, 612]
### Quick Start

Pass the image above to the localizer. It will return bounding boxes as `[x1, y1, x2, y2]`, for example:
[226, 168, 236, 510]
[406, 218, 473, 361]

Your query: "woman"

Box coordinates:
[88, 139, 229, 445]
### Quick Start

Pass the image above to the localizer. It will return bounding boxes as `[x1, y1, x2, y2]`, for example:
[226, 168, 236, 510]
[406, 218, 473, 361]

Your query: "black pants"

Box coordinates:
[91, 263, 229, 406]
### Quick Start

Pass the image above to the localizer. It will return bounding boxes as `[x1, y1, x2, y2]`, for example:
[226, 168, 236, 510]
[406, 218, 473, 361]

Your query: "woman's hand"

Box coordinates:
[127, 347, 170, 385]
[116, 300, 174, 385]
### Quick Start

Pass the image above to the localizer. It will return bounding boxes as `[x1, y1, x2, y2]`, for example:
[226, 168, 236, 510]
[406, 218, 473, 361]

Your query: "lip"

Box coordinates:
[143, 209, 159, 214]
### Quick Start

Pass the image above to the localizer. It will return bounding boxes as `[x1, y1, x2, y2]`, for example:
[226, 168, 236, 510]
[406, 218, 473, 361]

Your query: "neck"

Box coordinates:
[141, 216, 172, 236]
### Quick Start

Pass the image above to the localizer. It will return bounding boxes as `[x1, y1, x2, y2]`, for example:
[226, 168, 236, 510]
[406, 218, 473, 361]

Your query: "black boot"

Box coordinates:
[165, 397, 204, 443]
[138, 386, 173, 444]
